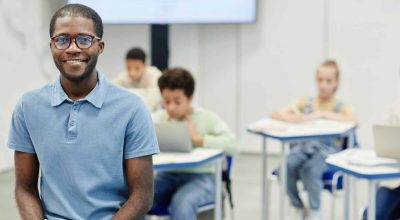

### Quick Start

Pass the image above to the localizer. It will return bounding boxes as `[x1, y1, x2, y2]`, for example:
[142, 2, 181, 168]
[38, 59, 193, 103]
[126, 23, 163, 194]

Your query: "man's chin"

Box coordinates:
[63, 73, 84, 81]
[61, 71, 92, 82]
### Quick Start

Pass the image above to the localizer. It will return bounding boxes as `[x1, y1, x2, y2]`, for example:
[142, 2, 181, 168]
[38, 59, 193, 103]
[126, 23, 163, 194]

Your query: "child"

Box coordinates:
[150, 67, 238, 220]
[113, 47, 162, 112]
[271, 60, 357, 220]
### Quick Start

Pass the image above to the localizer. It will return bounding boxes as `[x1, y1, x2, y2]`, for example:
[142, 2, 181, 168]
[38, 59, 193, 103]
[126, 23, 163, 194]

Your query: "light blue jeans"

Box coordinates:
[149, 172, 215, 220]
[286, 140, 340, 210]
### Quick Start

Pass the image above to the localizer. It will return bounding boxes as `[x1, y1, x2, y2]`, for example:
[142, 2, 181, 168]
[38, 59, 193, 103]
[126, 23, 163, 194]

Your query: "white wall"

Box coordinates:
[0, 0, 62, 171]
[2, 0, 400, 172]
[328, 0, 400, 148]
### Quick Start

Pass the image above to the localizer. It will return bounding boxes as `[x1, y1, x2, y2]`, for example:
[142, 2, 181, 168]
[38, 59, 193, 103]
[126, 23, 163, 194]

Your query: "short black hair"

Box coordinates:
[158, 67, 195, 97]
[126, 47, 146, 63]
[49, 4, 103, 38]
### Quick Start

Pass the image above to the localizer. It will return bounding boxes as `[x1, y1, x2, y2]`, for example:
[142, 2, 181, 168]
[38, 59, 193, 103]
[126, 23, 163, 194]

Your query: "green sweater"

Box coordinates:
[152, 106, 239, 173]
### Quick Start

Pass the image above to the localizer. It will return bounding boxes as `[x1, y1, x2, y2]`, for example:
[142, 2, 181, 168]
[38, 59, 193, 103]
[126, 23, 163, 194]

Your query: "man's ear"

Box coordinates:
[98, 40, 105, 54]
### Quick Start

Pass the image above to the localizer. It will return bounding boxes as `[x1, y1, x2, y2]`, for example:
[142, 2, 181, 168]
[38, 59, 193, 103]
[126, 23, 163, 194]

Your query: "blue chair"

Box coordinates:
[268, 131, 359, 220]
[146, 155, 234, 219]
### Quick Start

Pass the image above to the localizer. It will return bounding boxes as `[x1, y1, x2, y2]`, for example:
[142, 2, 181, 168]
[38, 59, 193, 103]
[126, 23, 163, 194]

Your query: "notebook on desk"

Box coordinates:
[154, 122, 193, 153]
[373, 124, 400, 160]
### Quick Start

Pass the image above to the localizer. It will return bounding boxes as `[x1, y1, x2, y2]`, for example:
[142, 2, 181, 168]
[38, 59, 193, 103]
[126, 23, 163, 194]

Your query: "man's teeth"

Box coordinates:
[65, 60, 84, 63]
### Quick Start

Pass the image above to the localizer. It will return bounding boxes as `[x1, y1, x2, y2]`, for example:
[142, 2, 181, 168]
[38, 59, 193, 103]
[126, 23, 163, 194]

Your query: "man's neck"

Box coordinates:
[61, 72, 98, 101]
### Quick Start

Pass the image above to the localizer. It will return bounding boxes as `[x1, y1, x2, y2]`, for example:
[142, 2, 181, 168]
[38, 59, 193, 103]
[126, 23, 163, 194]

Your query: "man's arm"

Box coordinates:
[113, 155, 154, 220]
[14, 151, 44, 220]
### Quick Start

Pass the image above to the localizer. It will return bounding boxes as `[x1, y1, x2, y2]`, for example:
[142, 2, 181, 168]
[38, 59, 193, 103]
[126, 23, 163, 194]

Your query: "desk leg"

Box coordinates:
[344, 174, 350, 220]
[280, 142, 289, 220]
[262, 137, 268, 220]
[368, 181, 377, 220]
[214, 157, 222, 220]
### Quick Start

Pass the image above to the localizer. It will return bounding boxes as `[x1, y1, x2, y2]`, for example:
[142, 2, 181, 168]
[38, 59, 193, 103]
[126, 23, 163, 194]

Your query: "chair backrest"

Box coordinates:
[223, 155, 234, 208]
[341, 129, 359, 150]
[224, 155, 233, 178]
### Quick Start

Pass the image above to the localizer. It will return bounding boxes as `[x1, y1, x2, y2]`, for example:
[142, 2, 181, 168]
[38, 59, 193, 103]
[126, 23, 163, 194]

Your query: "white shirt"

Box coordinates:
[113, 65, 162, 112]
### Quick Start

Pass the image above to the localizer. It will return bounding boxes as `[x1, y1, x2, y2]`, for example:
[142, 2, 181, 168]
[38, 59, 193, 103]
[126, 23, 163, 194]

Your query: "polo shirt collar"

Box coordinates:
[51, 71, 108, 109]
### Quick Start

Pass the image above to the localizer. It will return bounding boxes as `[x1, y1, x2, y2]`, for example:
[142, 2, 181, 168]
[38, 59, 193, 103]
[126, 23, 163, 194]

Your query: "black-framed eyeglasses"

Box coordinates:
[51, 34, 101, 50]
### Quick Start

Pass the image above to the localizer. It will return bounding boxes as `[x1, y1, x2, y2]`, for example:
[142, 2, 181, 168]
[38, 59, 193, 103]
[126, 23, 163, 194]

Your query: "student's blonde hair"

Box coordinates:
[317, 59, 340, 79]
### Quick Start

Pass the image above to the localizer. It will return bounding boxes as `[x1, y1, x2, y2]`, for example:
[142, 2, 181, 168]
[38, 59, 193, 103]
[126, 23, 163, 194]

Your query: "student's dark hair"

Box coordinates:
[49, 4, 103, 38]
[158, 67, 195, 97]
[317, 59, 340, 79]
[126, 47, 146, 63]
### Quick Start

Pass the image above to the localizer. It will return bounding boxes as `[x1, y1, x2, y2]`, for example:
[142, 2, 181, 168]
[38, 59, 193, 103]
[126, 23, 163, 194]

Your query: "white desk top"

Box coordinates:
[153, 148, 224, 170]
[326, 149, 400, 180]
[247, 118, 356, 140]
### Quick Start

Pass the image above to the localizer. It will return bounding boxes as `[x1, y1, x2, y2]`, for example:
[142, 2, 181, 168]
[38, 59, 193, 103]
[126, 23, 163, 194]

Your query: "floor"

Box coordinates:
[0, 153, 370, 220]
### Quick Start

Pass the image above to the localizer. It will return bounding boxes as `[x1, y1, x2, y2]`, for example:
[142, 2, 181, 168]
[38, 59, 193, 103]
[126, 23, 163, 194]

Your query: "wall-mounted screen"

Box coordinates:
[68, 0, 257, 24]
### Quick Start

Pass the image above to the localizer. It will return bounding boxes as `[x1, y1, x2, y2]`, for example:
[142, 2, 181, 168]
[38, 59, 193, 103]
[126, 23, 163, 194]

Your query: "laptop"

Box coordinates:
[154, 122, 193, 153]
[373, 124, 400, 160]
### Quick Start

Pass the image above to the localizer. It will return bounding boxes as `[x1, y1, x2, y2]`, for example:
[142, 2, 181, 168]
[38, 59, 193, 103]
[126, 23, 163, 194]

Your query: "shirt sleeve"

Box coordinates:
[202, 112, 239, 156]
[113, 71, 129, 88]
[123, 100, 160, 159]
[289, 97, 307, 114]
[8, 98, 35, 154]
[340, 104, 356, 117]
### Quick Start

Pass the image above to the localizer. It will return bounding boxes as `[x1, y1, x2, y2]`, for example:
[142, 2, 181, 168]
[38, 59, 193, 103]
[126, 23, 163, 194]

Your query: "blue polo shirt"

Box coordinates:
[8, 72, 160, 220]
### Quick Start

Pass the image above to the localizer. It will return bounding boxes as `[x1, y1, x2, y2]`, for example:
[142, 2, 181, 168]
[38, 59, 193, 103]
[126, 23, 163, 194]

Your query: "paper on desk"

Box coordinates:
[345, 149, 400, 167]
[248, 118, 355, 136]
[247, 118, 288, 132]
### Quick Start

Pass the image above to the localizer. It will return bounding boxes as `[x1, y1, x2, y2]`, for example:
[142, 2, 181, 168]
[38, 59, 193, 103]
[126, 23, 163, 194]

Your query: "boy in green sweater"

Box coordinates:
[150, 67, 238, 220]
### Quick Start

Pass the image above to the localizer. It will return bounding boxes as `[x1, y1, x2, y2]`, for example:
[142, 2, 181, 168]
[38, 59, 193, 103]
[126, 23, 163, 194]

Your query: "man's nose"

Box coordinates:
[65, 39, 81, 53]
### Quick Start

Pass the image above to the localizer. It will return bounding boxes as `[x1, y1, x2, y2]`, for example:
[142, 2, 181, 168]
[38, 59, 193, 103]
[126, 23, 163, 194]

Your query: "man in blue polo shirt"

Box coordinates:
[8, 4, 159, 220]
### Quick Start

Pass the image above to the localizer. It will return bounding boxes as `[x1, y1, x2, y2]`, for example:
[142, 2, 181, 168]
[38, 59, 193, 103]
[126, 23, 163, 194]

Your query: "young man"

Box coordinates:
[150, 67, 238, 220]
[271, 60, 357, 220]
[113, 47, 162, 112]
[8, 4, 159, 220]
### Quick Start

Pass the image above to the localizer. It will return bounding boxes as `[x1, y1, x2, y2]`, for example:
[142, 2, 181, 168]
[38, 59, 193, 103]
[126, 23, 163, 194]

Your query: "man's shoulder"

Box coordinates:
[20, 83, 54, 104]
[105, 82, 145, 107]
[107, 82, 138, 99]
